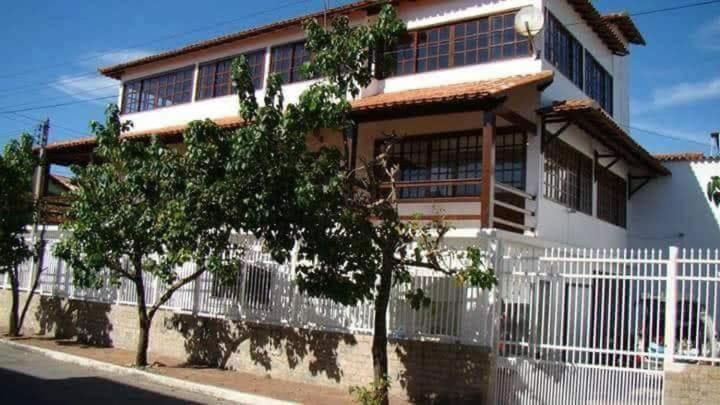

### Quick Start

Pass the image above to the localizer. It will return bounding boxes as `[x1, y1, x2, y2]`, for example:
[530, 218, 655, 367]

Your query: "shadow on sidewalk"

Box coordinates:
[0, 366, 203, 404]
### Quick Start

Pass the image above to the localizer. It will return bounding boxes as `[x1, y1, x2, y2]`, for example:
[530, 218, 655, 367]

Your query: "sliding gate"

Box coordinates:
[493, 247, 666, 405]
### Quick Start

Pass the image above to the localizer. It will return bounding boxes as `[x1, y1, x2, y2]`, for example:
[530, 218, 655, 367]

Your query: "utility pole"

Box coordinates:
[29, 118, 49, 288]
[711, 132, 719, 157]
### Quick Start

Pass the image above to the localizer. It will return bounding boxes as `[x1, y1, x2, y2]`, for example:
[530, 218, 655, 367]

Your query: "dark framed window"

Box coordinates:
[122, 67, 195, 113]
[585, 51, 614, 115]
[386, 11, 530, 77]
[197, 49, 266, 100]
[596, 167, 627, 227]
[544, 140, 592, 214]
[545, 11, 583, 89]
[378, 130, 526, 199]
[270, 41, 310, 84]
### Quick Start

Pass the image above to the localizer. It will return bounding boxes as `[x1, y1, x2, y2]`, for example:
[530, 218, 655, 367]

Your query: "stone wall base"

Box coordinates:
[0, 290, 492, 404]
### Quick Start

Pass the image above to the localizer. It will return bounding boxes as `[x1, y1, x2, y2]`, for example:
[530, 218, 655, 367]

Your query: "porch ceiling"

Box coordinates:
[41, 71, 554, 165]
[539, 99, 670, 176]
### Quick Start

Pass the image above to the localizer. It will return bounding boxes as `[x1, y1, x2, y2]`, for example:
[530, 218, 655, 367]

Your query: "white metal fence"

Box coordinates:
[3, 234, 499, 345]
[493, 246, 720, 405]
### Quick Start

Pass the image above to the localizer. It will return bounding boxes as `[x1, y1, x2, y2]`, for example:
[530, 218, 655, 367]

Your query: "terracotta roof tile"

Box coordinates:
[566, 0, 629, 54]
[351, 71, 554, 112]
[45, 72, 553, 154]
[654, 152, 720, 162]
[539, 99, 670, 176]
[602, 12, 646, 46]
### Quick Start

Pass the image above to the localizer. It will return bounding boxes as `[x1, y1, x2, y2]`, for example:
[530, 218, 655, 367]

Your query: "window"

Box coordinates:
[596, 167, 627, 227]
[270, 41, 310, 84]
[197, 49, 266, 100]
[545, 11, 583, 89]
[122, 67, 195, 113]
[379, 130, 526, 199]
[544, 140, 592, 214]
[386, 12, 530, 77]
[585, 51, 614, 115]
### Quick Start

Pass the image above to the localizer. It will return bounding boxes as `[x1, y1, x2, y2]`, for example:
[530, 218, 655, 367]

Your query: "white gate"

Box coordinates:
[493, 247, 668, 405]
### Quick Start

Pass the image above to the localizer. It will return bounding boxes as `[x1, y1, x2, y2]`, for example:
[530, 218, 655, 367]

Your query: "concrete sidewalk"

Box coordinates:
[0, 335, 361, 404]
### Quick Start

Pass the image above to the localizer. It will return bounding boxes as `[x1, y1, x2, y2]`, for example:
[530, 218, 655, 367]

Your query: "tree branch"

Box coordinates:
[148, 264, 205, 319]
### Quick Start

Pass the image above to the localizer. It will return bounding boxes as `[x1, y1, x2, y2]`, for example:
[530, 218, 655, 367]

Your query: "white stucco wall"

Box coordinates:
[630, 160, 720, 250]
[541, 0, 631, 127]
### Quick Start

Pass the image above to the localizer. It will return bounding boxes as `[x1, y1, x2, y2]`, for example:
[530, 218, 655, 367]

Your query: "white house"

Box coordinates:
[41, 0, 666, 249]
[631, 152, 720, 249]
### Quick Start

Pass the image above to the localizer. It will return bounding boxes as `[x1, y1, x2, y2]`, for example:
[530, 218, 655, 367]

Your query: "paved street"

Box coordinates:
[0, 343, 231, 404]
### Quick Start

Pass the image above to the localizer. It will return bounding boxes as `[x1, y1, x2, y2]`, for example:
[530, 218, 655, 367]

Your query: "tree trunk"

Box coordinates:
[18, 232, 46, 335]
[372, 252, 394, 405]
[133, 265, 152, 367]
[8, 269, 20, 337]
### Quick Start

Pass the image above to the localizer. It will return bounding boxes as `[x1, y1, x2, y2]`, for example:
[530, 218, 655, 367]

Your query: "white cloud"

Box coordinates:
[633, 76, 720, 114]
[694, 16, 720, 51]
[52, 49, 155, 103]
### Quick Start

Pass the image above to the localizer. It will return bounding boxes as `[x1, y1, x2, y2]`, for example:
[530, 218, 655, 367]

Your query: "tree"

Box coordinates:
[226, 5, 497, 403]
[54, 106, 242, 366]
[708, 176, 720, 207]
[0, 133, 39, 336]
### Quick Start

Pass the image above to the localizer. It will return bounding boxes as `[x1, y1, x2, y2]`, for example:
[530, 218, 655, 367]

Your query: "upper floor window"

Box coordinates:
[197, 49, 266, 100]
[122, 67, 194, 113]
[270, 41, 310, 84]
[386, 12, 530, 77]
[378, 130, 526, 199]
[585, 52, 613, 115]
[596, 167, 627, 227]
[544, 139, 592, 215]
[545, 11, 583, 89]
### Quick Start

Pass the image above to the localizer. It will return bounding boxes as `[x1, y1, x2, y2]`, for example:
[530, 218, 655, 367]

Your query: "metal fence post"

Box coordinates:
[486, 236, 504, 405]
[664, 246, 679, 368]
[191, 263, 202, 315]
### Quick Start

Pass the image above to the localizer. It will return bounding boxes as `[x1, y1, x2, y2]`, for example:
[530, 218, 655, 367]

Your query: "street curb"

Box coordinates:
[0, 338, 299, 405]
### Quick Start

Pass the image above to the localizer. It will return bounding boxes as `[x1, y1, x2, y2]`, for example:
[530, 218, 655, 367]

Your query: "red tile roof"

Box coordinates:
[45, 71, 553, 154]
[539, 99, 670, 176]
[654, 152, 720, 162]
[602, 12, 646, 46]
[566, 0, 629, 55]
[352, 71, 554, 113]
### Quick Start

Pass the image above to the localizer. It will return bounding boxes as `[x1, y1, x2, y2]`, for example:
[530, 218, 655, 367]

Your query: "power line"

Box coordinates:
[0, 83, 117, 111]
[0, 0, 314, 83]
[628, 125, 709, 147]
[9, 112, 87, 137]
[0, 95, 116, 115]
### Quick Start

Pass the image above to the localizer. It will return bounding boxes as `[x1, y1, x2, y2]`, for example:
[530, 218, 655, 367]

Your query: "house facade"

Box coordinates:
[42, 0, 665, 249]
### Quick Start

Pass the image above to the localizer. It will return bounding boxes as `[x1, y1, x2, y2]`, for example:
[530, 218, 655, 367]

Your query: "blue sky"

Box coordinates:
[0, 0, 718, 155]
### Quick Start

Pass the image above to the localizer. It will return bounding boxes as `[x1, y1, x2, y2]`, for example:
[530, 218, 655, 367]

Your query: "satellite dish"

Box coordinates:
[514, 6, 545, 37]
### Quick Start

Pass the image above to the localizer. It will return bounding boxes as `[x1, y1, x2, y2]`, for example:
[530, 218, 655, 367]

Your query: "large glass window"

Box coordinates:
[545, 11, 583, 89]
[544, 140, 592, 214]
[596, 167, 627, 227]
[270, 41, 310, 84]
[386, 11, 530, 77]
[379, 130, 526, 199]
[197, 49, 266, 100]
[585, 51, 614, 115]
[122, 67, 195, 113]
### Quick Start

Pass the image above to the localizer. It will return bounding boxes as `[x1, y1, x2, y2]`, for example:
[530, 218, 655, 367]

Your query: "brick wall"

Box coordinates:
[665, 364, 720, 405]
[0, 290, 492, 404]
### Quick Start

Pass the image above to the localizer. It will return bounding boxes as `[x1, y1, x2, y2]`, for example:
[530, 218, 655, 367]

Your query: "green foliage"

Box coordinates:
[0, 133, 38, 275]
[708, 176, 720, 207]
[54, 104, 241, 306]
[349, 377, 391, 405]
